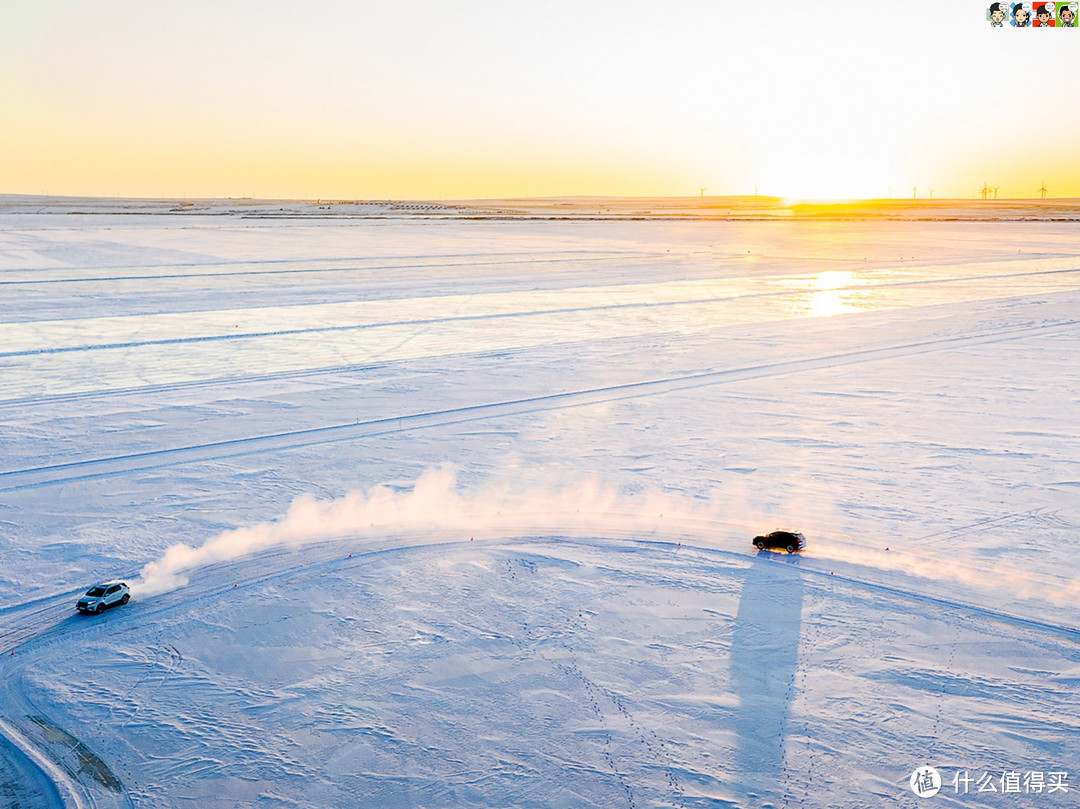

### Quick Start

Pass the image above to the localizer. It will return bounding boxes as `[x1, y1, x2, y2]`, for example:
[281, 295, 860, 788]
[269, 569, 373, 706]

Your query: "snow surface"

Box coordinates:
[1, 205, 1079, 807]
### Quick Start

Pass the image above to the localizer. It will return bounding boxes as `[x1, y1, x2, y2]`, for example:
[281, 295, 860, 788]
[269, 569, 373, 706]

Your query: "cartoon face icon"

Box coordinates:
[1014, 4, 1030, 23]
[990, 2, 1007, 21]
[1036, 5, 1052, 21]
[1061, 6, 1076, 22]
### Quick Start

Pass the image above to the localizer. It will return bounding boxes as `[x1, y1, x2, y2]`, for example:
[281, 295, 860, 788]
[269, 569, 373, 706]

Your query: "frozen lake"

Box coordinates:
[1, 207, 1079, 807]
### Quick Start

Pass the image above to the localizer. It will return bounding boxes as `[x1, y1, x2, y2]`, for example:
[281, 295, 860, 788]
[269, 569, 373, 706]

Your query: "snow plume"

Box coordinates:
[132, 466, 1075, 610]
[811, 536, 1080, 608]
[134, 466, 736, 597]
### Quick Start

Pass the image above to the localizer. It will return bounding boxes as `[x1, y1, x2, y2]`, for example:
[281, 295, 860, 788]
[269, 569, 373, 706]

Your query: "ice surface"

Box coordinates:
[1, 205, 1078, 807]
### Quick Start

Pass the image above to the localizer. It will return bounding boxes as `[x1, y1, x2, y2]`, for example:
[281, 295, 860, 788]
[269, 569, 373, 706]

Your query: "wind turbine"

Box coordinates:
[929, 189, 934, 199]
[991, 186, 1000, 200]
[913, 185, 918, 199]
[699, 187, 707, 199]
[1038, 182, 1048, 199]
[979, 183, 990, 200]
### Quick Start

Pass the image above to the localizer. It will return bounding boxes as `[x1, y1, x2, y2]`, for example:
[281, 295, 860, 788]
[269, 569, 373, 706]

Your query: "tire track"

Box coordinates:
[2, 319, 1077, 493]
[2, 532, 1077, 809]
[4, 528, 1079, 663]
[0, 595, 85, 654]
[5, 265, 1079, 359]
[0, 357, 398, 408]
[911, 508, 1069, 541]
[0, 251, 657, 286]
[1, 294, 740, 359]
[0, 540, 335, 655]
[117, 644, 182, 732]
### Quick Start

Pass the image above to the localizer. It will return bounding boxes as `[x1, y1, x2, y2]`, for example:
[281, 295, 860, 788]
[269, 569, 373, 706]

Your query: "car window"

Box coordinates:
[86, 587, 106, 597]
[106, 586, 119, 595]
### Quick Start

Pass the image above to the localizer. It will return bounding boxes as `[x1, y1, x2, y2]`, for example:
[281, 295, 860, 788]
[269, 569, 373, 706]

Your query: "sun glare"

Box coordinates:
[753, 134, 899, 201]
[812, 271, 855, 290]
[766, 163, 892, 202]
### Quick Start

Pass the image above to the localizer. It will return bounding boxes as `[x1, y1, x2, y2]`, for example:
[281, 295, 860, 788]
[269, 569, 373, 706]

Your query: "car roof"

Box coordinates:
[94, 580, 127, 587]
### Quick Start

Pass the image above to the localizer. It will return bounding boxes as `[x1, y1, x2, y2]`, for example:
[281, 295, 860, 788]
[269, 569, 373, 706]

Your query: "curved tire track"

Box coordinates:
[4, 531, 1076, 809]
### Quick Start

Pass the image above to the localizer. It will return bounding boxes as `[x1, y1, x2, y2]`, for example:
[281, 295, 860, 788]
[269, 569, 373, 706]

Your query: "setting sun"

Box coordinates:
[757, 150, 897, 202]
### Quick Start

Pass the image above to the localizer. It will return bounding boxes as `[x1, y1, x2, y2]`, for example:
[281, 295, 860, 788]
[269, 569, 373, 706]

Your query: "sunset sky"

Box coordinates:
[3, 1, 1079, 200]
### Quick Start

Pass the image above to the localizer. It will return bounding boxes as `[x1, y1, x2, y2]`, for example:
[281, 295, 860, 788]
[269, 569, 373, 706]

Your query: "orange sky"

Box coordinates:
[3, 2, 1080, 200]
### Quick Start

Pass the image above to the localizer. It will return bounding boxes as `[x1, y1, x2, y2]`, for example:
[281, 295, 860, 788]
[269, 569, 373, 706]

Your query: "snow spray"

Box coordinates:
[134, 466, 759, 596]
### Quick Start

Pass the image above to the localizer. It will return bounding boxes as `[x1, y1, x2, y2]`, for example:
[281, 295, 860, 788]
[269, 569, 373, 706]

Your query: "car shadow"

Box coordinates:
[730, 549, 804, 802]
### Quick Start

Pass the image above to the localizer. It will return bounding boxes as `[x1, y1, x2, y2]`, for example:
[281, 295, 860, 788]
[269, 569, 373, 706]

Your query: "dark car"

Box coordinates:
[753, 530, 806, 553]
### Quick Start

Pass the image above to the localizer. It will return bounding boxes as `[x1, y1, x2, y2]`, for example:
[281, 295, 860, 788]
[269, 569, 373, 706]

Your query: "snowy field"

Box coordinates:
[1, 203, 1079, 808]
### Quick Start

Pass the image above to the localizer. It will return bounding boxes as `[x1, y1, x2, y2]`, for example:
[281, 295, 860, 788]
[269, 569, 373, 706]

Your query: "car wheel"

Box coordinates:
[786, 545, 796, 553]
[755, 540, 765, 549]
[120, 594, 130, 605]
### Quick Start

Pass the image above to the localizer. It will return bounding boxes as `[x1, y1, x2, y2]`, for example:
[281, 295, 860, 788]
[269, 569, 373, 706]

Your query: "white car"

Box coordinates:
[76, 581, 130, 614]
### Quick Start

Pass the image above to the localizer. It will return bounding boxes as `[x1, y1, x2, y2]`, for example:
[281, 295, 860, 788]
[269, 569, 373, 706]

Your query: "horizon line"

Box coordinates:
[1, 193, 1075, 205]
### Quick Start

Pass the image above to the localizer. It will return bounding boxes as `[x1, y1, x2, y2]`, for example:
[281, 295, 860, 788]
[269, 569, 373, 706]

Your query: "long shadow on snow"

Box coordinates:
[730, 550, 804, 804]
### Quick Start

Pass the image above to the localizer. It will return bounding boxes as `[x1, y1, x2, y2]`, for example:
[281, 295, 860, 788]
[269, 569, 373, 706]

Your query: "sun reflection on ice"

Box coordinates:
[811, 270, 855, 290]
[770, 269, 868, 318]
[809, 271, 860, 318]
